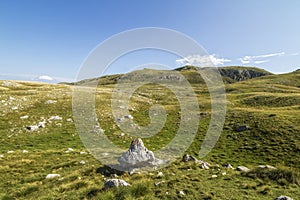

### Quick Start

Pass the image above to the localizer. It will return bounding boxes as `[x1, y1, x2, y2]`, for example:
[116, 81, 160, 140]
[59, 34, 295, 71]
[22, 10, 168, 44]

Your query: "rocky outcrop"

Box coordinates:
[118, 138, 163, 171]
[218, 67, 271, 82]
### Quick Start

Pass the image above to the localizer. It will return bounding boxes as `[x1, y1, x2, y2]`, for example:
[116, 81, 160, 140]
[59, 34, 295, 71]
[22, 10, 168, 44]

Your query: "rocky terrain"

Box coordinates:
[0, 66, 299, 199]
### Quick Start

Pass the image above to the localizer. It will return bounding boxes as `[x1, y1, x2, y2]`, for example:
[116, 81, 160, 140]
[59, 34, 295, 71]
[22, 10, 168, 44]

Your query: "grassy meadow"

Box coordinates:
[0, 68, 299, 199]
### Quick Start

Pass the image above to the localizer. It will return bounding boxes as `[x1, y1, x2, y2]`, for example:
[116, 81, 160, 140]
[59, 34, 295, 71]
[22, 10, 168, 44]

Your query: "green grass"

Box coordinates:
[0, 69, 299, 199]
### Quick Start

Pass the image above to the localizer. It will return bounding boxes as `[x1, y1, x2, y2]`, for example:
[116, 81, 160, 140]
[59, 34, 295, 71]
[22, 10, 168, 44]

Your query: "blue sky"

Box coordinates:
[0, 0, 300, 82]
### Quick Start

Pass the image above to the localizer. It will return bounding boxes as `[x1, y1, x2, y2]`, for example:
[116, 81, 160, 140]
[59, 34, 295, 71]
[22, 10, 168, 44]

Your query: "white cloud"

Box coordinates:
[38, 75, 53, 81]
[290, 52, 299, 56]
[176, 54, 231, 67]
[254, 60, 270, 64]
[239, 52, 285, 65]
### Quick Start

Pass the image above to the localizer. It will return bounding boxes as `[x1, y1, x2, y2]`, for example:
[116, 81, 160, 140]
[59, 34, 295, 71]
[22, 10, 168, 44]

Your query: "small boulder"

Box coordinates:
[20, 115, 29, 119]
[200, 162, 210, 170]
[104, 179, 130, 189]
[222, 163, 234, 169]
[178, 191, 185, 196]
[182, 154, 197, 162]
[274, 196, 293, 200]
[46, 174, 60, 179]
[236, 166, 250, 172]
[234, 125, 249, 132]
[26, 125, 39, 131]
[258, 165, 276, 169]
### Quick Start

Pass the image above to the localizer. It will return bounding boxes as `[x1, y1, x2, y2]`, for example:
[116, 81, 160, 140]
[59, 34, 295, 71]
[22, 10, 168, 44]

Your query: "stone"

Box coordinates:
[7, 150, 14, 154]
[258, 165, 276, 169]
[20, 115, 29, 119]
[222, 163, 234, 169]
[65, 148, 74, 153]
[79, 160, 86, 165]
[274, 196, 293, 200]
[118, 138, 163, 170]
[235, 125, 249, 132]
[38, 121, 46, 128]
[178, 191, 185, 196]
[211, 175, 218, 178]
[22, 150, 28, 153]
[26, 125, 39, 131]
[182, 154, 197, 162]
[200, 162, 210, 170]
[104, 179, 130, 188]
[46, 174, 60, 179]
[45, 100, 57, 104]
[157, 172, 164, 177]
[236, 166, 250, 172]
[49, 116, 62, 121]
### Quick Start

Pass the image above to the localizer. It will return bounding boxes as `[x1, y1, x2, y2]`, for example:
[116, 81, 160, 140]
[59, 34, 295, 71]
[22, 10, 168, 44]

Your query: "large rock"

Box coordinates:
[274, 196, 293, 200]
[118, 138, 162, 170]
[104, 179, 130, 188]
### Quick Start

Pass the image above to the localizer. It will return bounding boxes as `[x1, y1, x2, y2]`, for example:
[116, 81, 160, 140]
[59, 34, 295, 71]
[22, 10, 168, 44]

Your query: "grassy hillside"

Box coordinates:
[0, 68, 299, 199]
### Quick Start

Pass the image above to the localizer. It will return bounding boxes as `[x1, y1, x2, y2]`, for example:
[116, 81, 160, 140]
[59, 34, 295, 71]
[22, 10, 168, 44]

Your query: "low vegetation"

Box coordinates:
[0, 67, 299, 199]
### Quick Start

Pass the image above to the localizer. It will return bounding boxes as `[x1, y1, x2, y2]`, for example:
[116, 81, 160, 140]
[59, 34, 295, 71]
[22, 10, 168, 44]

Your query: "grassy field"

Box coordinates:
[0, 68, 299, 199]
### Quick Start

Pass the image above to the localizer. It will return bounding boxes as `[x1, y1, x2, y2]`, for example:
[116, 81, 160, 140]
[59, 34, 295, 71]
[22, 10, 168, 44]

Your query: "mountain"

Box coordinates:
[62, 66, 273, 86]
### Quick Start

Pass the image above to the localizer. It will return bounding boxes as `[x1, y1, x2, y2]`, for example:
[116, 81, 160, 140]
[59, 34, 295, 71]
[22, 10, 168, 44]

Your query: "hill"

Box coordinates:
[0, 68, 299, 199]
[63, 66, 273, 86]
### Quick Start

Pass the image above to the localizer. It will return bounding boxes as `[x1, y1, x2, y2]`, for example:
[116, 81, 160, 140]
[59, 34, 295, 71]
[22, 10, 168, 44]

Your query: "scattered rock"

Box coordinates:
[124, 115, 133, 119]
[11, 106, 18, 110]
[178, 191, 185, 196]
[234, 125, 249, 132]
[258, 165, 276, 169]
[20, 115, 29, 119]
[236, 166, 250, 172]
[182, 154, 197, 162]
[118, 138, 164, 171]
[38, 121, 46, 128]
[46, 174, 61, 179]
[211, 175, 218, 178]
[66, 118, 73, 122]
[222, 163, 234, 169]
[7, 150, 14, 154]
[65, 148, 74, 153]
[45, 100, 57, 104]
[222, 172, 226, 176]
[8, 96, 15, 101]
[49, 116, 62, 121]
[26, 125, 39, 131]
[0, 155, 4, 158]
[80, 151, 88, 155]
[22, 150, 28, 153]
[200, 162, 210, 170]
[104, 179, 130, 189]
[157, 172, 164, 177]
[79, 160, 86, 165]
[274, 196, 293, 200]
